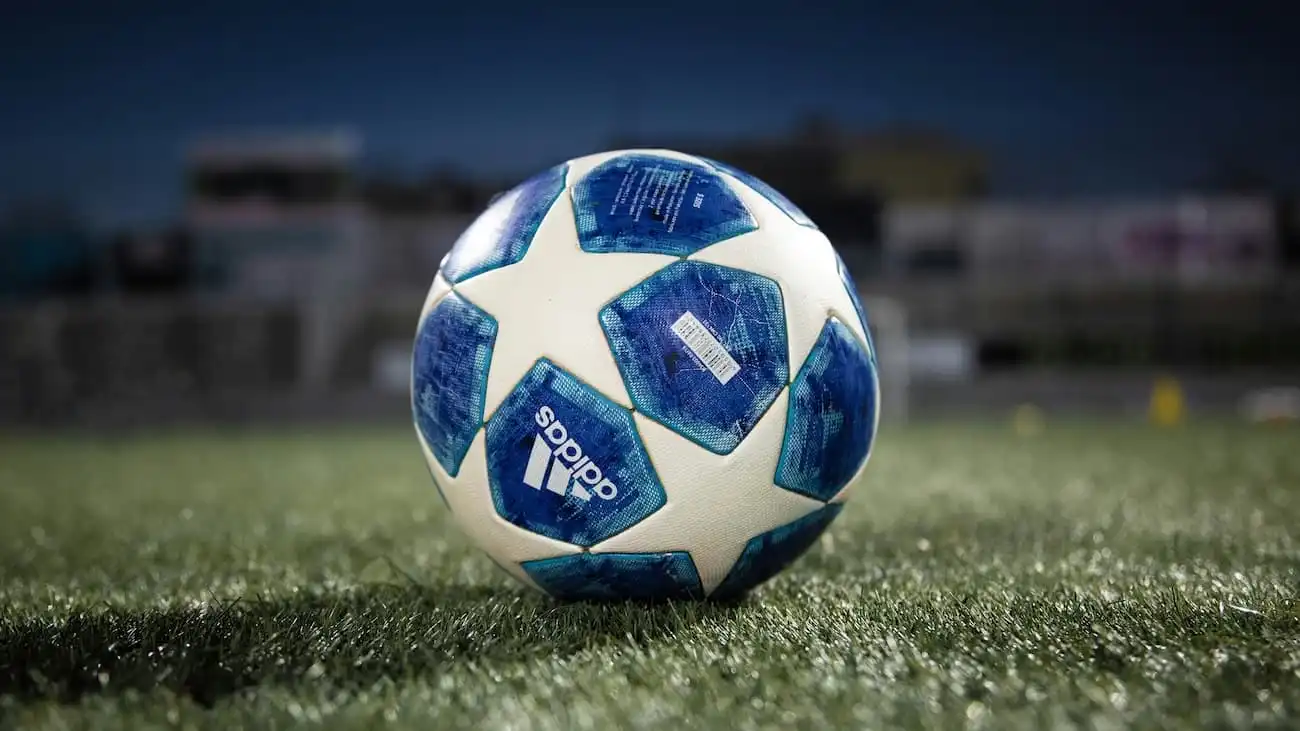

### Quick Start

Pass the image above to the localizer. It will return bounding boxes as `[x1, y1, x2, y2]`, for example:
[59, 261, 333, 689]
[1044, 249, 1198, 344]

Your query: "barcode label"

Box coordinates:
[670, 311, 741, 385]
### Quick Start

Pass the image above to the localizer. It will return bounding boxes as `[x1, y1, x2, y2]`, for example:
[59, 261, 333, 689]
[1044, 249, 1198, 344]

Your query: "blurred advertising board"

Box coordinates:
[1096, 199, 1276, 282]
[885, 197, 1278, 283]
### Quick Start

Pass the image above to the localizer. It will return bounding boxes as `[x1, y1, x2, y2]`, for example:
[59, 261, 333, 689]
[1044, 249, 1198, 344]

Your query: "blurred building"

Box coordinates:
[874, 195, 1300, 373]
[184, 131, 369, 301]
[328, 173, 502, 392]
[181, 131, 375, 392]
[360, 171, 498, 292]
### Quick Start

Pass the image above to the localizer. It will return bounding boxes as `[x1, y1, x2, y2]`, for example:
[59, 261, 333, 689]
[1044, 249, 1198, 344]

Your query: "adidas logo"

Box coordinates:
[522, 406, 619, 502]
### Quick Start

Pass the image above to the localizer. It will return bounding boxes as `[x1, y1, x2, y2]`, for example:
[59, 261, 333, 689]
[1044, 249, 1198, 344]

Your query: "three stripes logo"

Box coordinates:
[523, 406, 618, 502]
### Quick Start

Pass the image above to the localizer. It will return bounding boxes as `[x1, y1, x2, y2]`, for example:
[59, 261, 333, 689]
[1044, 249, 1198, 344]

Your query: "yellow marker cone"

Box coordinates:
[1149, 375, 1186, 427]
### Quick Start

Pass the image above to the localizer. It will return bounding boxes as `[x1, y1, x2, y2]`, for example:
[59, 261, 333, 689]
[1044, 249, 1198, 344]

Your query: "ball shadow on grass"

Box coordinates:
[0, 580, 743, 708]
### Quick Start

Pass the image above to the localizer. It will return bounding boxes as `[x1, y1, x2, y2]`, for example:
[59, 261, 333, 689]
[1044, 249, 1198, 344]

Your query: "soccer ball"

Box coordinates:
[412, 149, 879, 601]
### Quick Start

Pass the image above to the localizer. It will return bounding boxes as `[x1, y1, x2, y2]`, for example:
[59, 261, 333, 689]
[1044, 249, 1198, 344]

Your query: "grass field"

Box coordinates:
[0, 421, 1296, 730]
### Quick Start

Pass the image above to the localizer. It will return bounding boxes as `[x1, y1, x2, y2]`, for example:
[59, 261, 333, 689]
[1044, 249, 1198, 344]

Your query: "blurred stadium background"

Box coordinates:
[2, 5, 1298, 432]
[3, 5, 1299, 727]
[2, 116, 1298, 428]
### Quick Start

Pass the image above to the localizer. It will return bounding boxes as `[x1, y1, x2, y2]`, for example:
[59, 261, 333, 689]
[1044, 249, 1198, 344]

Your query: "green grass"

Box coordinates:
[0, 421, 1296, 730]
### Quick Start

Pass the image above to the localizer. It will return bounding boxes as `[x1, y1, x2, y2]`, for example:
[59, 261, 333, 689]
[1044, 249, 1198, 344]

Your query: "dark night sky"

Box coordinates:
[2, 1, 1296, 228]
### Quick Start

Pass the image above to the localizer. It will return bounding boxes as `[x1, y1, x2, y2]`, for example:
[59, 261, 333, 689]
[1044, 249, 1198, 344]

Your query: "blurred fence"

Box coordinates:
[0, 298, 300, 425]
[0, 291, 916, 428]
[2, 279, 1297, 428]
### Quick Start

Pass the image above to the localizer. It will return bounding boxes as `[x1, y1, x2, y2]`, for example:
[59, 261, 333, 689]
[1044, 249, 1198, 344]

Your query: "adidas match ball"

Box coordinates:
[412, 150, 879, 601]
